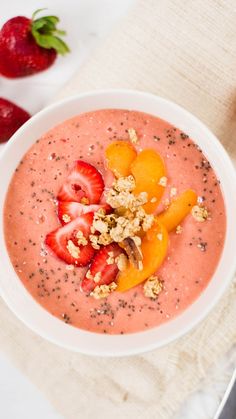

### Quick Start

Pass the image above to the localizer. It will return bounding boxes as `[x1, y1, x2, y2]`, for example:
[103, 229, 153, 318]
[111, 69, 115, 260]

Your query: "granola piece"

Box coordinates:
[134, 192, 148, 207]
[81, 197, 89, 205]
[159, 176, 167, 187]
[142, 213, 154, 231]
[135, 207, 154, 232]
[143, 276, 163, 299]
[115, 207, 134, 219]
[106, 251, 115, 265]
[89, 234, 100, 250]
[116, 253, 128, 271]
[109, 223, 124, 242]
[86, 269, 94, 280]
[93, 272, 102, 283]
[93, 219, 108, 234]
[62, 214, 71, 223]
[176, 225, 183, 234]
[128, 128, 139, 144]
[191, 205, 208, 222]
[170, 187, 177, 197]
[76, 230, 88, 246]
[97, 232, 113, 246]
[114, 175, 136, 192]
[90, 282, 117, 299]
[95, 208, 106, 217]
[106, 184, 147, 211]
[106, 189, 133, 209]
[109, 217, 141, 242]
[66, 240, 80, 258]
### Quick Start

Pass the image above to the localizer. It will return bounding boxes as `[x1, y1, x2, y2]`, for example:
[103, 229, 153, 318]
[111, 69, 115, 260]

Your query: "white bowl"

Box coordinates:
[0, 89, 236, 357]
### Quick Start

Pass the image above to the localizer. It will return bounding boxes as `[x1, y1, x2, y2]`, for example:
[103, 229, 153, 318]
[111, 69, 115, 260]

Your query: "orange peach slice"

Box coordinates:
[131, 149, 166, 213]
[157, 189, 197, 232]
[117, 221, 168, 292]
[105, 141, 137, 178]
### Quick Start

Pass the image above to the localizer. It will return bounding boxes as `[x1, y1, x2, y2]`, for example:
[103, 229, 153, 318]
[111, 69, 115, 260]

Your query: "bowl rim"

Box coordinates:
[0, 88, 236, 357]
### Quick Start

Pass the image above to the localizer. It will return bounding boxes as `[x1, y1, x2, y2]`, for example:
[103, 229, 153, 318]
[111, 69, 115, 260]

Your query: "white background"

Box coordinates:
[0, 1, 234, 418]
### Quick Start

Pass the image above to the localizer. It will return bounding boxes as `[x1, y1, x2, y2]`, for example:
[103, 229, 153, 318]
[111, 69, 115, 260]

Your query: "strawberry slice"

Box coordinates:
[58, 161, 104, 204]
[45, 212, 95, 266]
[81, 243, 123, 293]
[58, 201, 111, 225]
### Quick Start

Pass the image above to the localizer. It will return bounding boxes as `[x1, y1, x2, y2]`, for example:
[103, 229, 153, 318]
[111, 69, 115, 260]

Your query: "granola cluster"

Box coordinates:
[128, 127, 139, 144]
[89, 175, 154, 253]
[66, 240, 80, 258]
[66, 230, 88, 258]
[143, 276, 163, 299]
[90, 282, 117, 299]
[191, 205, 209, 222]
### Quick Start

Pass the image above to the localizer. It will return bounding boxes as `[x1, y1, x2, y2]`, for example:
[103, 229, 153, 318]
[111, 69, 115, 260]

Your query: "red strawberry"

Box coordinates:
[58, 161, 105, 204]
[45, 212, 95, 266]
[81, 243, 123, 293]
[0, 10, 69, 78]
[58, 201, 111, 225]
[0, 98, 31, 143]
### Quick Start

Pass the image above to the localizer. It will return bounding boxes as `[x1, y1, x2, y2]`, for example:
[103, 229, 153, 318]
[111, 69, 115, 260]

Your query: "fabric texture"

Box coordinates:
[1, 1, 236, 418]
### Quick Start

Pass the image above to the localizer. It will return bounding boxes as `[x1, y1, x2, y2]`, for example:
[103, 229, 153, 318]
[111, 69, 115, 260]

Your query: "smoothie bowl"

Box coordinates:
[0, 90, 236, 356]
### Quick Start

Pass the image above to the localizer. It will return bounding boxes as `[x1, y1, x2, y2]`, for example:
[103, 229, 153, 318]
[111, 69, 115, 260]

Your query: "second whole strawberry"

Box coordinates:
[0, 98, 31, 143]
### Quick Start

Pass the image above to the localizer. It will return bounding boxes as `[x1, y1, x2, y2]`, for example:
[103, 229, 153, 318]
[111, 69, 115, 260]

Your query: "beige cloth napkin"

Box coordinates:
[1, 1, 236, 418]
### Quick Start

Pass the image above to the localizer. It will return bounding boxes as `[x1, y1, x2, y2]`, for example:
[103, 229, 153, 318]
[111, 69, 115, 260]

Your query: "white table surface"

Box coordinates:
[0, 1, 234, 418]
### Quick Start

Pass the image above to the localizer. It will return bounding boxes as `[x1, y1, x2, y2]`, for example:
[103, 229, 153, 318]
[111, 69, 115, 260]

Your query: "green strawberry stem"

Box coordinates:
[31, 9, 70, 55]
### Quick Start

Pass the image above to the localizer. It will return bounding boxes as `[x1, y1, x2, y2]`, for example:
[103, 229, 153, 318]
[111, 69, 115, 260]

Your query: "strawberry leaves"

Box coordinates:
[31, 9, 70, 55]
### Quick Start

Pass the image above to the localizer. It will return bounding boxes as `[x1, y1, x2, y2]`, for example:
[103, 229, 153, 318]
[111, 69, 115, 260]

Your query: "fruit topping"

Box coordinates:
[131, 149, 166, 213]
[58, 201, 111, 225]
[81, 243, 123, 294]
[105, 140, 137, 178]
[117, 220, 168, 292]
[57, 161, 104, 204]
[157, 189, 197, 231]
[45, 212, 95, 266]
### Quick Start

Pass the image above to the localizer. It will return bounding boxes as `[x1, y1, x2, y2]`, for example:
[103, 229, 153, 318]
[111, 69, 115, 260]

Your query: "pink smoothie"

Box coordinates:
[4, 109, 226, 334]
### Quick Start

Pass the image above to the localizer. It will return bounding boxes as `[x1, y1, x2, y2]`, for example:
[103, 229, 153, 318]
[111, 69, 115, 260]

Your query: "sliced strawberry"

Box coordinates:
[81, 243, 123, 293]
[45, 212, 95, 266]
[58, 161, 104, 204]
[58, 201, 111, 225]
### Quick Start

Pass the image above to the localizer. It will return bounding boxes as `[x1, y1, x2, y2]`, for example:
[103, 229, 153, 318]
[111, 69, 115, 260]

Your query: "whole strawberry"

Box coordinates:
[0, 9, 69, 78]
[0, 98, 31, 142]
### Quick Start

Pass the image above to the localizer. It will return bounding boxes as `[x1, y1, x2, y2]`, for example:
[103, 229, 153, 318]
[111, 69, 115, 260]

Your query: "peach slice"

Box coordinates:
[131, 149, 166, 213]
[117, 220, 168, 292]
[157, 189, 197, 232]
[105, 141, 137, 178]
